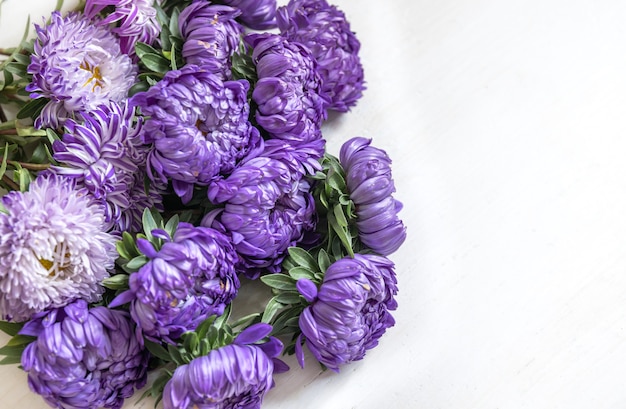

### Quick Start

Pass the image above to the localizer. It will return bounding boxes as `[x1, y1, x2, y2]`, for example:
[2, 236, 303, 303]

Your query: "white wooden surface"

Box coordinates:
[3, 0, 626, 407]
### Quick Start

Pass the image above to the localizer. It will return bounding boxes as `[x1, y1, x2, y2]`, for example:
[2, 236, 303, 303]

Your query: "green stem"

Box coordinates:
[1, 174, 19, 191]
[5, 160, 49, 171]
[0, 120, 16, 132]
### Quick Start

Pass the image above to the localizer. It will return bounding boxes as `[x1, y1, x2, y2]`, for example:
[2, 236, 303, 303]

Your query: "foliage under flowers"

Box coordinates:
[0, 0, 406, 408]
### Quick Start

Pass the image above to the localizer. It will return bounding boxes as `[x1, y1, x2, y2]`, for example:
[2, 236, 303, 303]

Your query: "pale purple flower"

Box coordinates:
[340, 137, 406, 255]
[110, 222, 240, 344]
[27, 11, 136, 129]
[84, 0, 161, 57]
[214, 0, 278, 30]
[278, 0, 365, 112]
[50, 101, 162, 233]
[296, 254, 398, 372]
[20, 300, 149, 409]
[0, 175, 117, 322]
[162, 323, 284, 409]
[178, 2, 243, 79]
[133, 66, 260, 203]
[206, 142, 317, 278]
[246, 33, 326, 148]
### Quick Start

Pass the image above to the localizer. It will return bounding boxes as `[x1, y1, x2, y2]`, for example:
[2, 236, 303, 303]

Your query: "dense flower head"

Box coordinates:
[133, 65, 260, 203]
[297, 254, 398, 372]
[246, 33, 326, 147]
[340, 137, 406, 255]
[162, 323, 284, 409]
[111, 222, 240, 343]
[0, 175, 117, 322]
[20, 300, 149, 409]
[277, 0, 365, 112]
[50, 101, 162, 233]
[214, 0, 278, 30]
[84, 0, 161, 58]
[27, 11, 136, 129]
[178, 1, 243, 79]
[206, 143, 318, 278]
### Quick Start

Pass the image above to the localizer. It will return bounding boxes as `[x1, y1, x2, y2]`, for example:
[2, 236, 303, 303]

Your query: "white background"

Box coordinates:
[3, 0, 626, 408]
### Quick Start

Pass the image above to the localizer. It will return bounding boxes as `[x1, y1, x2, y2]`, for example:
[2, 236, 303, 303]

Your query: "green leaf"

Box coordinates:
[3, 62, 27, 76]
[317, 249, 332, 274]
[260, 274, 297, 291]
[274, 291, 303, 305]
[12, 53, 30, 66]
[6, 334, 35, 347]
[128, 80, 151, 97]
[16, 97, 48, 120]
[164, 214, 179, 238]
[45, 128, 60, 144]
[0, 321, 23, 337]
[125, 255, 149, 271]
[333, 203, 349, 228]
[195, 315, 217, 340]
[122, 231, 139, 258]
[0, 344, 26, 357]
[142, 208, 159, 241]
[2, 69, 14, 86]
[183, 332, 199, 356]
[140, 53, 171, 74]
[0, 355, 21, 365]
[144, 340, 172, 362]
[101, 274, 129, 290]
[287, 247, 319, 272]
[261, 296, 284, 323]
[0, 142, 9, 181]
[288, 266, 316, 281]
[135, 42, 161, 60]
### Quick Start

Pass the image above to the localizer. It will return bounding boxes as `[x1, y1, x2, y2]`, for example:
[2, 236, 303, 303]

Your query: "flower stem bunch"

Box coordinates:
[0, 0, 407, 408]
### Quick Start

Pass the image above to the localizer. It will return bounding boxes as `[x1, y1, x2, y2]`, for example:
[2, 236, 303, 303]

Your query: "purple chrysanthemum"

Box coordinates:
[133, 65, 260, 203]
[49, 101, 163, 233]
[340, 137, 406, 255]
[84, 0, 161, 58]
[20, 300, 149, 409]
[214, 0, 278, 30]
[296, 254, 398, 372]
[246, 33, 326, 149]
[278, 0, 365, 112]
[0, 175, 117, 322]
[178, 2, 243, 79]
[162, 323, 284, 409]
[27, 11, 136, 129]
[206, 142, 318, 278]
[110, 222, 239, 344]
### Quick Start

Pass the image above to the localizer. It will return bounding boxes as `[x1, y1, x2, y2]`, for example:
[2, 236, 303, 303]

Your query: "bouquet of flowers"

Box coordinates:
[0, 0, 407, 407]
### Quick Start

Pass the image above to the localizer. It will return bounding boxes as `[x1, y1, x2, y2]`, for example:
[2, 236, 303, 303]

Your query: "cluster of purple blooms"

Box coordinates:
[0, 0, 407, 408]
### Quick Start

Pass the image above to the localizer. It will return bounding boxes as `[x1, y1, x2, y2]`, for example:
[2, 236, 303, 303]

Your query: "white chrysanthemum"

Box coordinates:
[0, 175, 117, 322]
[26, 11, 137, 128]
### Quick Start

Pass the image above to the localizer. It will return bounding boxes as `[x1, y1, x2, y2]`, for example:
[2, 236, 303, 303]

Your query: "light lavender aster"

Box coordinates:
[162, 323, 284, 409]
[50, 101, 163, 233]
[27, 11, 136, 129]
[246, 33, 326, 148]
[84, 0, 161, 58]
[206, 142, 317, 278]
[278, 0, 365, 112]
[178, 2, 243, 79]
[340, 137, 406, 255]
[214, 0, 278, 30]
[110, 222, 240, 344]
[296, 254, 398, 372]
[20, 300, 149, 409]
[133, 66, 260, 203]
[0, 175, 117, 322]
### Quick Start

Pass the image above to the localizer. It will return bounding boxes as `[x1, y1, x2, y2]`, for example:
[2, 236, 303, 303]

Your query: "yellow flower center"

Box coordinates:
[38, 244, 72, 278]
[80, 60, 104, 92]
